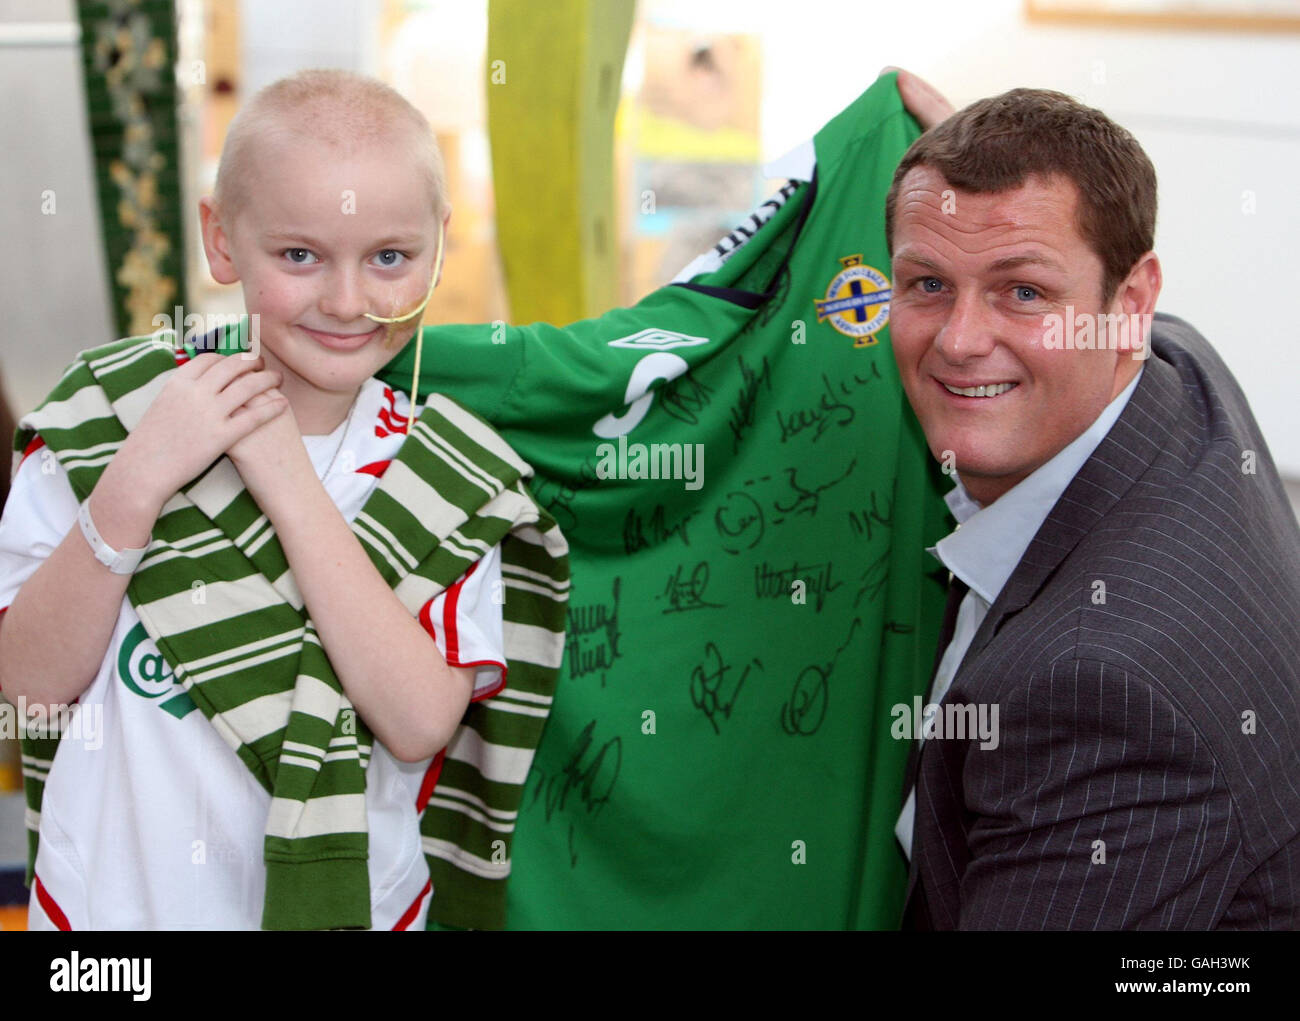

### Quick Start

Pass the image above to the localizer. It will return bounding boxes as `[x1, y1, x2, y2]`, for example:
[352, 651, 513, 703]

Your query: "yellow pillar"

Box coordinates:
[487, 0, 635, 324]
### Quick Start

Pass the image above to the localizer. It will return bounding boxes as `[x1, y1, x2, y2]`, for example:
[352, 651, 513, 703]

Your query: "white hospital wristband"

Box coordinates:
[77, 498, 148, 575]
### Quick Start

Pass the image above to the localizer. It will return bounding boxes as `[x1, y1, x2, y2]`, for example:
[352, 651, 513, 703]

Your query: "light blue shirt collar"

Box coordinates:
[932, 366, 1144, 606]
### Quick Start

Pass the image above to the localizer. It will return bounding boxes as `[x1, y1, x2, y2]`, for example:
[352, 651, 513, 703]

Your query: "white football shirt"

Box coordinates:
[0, 377, 506, 930]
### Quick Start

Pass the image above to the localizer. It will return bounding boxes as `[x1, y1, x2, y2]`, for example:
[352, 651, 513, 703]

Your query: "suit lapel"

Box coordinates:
[901, 339, 1189, 930]
[958, 352, 1183, 668]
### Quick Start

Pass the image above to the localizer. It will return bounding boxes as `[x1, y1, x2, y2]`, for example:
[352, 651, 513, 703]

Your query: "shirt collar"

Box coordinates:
[931, 365, 1144, 605]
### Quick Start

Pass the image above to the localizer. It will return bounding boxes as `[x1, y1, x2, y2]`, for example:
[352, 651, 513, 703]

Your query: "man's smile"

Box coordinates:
[937, 380, 1019, 399]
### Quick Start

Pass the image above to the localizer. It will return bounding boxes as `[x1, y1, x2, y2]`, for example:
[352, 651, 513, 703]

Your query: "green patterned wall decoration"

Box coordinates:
[76, 0, 185, 338]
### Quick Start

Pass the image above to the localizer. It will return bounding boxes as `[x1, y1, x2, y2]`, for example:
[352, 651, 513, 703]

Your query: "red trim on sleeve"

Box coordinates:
[18, 435, 45, 467]
[465, 662, 509, 702]
[415, 561, 504, 697]
[441, 561, 478, 666]
[33, 874, 72, 931]
[391, 879, 433, 931]
[417, 599, 438, 643]
[416, 749, 446, 814]
[356, 460, 391, 477]
[417, 561, 478, 650]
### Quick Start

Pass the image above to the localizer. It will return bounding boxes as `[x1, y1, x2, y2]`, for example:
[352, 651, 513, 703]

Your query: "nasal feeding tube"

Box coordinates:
[362, 219, 445, 431]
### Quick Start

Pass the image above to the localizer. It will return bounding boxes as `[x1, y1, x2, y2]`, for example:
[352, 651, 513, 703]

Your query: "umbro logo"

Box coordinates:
[607, 328, 710, 351]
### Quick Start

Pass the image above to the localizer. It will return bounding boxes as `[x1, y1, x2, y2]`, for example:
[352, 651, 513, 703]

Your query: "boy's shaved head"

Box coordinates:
[212, 69, 448, 226]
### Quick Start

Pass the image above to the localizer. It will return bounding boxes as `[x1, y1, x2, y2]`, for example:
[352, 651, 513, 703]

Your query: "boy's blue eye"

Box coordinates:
[373, 249, 406, 268]
[284, 248, 316, 265]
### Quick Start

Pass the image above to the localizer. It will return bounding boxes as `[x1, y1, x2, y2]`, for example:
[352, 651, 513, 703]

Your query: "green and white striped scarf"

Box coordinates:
[14, 335, 569, 930]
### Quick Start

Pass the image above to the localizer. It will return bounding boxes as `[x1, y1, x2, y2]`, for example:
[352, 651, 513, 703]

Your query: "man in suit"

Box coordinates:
[887, 88, 1300, 929]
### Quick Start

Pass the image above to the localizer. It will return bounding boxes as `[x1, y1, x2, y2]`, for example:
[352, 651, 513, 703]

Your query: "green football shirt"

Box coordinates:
[383, 72, 952, 929]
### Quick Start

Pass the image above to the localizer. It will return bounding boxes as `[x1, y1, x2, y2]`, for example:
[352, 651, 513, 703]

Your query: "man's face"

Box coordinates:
[889, 166, 1140, 505]
[206, 133, 441, 413]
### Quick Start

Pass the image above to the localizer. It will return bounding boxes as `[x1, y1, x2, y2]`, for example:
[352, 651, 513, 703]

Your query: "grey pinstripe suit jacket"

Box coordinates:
[904, 313, 1300, 930]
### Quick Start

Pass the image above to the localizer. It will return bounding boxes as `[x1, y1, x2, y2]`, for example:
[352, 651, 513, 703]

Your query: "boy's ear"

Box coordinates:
[199, 196, 240, 285]
[436, 205, 452, 286]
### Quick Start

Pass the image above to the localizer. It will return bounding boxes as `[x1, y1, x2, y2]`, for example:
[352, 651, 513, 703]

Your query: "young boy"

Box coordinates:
[0, 70, 568, 930]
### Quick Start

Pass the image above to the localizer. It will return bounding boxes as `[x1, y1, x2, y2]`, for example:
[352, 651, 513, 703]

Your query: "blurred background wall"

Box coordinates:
[1, 0, 1297, 473]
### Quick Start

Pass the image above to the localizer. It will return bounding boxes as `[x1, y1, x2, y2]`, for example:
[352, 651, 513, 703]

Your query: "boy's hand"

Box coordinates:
[105, 353, 286, 514]
[225, 390, 312, 508]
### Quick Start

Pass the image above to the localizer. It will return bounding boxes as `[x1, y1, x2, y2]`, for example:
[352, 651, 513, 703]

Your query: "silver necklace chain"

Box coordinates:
[320, 394, 361, 481]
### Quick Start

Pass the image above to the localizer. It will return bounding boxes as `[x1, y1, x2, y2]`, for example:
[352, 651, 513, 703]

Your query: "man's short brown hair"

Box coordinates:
[885, 88, 1157, 303]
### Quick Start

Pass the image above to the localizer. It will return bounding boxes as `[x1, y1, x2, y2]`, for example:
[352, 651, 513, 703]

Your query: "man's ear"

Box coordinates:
[199, 196, 240, 285]
[1111, 251, 1162, 360]
[1117, 251, 1161, 318]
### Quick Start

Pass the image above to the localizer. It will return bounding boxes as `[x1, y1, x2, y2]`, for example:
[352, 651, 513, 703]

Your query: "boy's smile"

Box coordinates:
[200, 132, 446, 434]
[298, 324, 385, 351]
